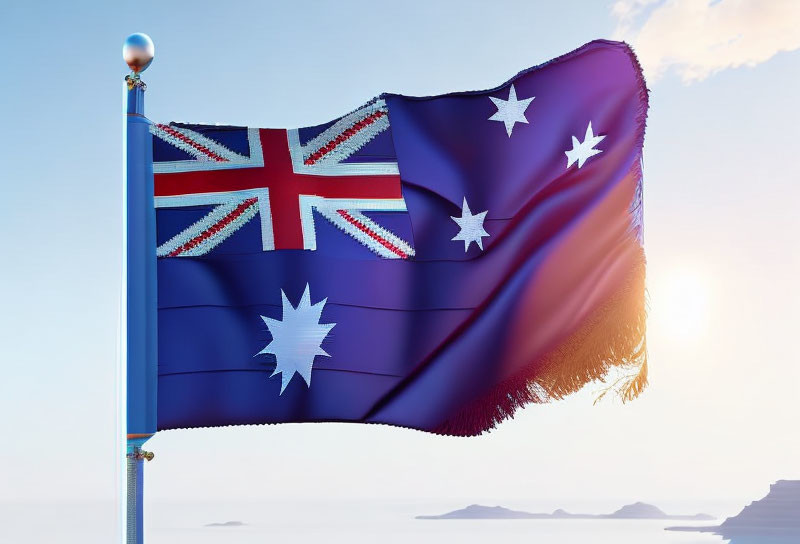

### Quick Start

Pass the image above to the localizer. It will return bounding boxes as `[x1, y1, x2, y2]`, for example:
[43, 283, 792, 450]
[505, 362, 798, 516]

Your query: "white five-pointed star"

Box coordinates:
[257, 284, 335, 395]
[451, 197, 490, 252]
[565, 121, 606, 168]
[488, 84, 535, 137]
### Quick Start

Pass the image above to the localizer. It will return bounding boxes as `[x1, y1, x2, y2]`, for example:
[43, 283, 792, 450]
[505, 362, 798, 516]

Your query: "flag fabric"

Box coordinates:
[153, 40, 648, 436]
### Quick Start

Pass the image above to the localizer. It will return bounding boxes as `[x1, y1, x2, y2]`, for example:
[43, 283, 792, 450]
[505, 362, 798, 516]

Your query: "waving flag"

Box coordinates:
[153, 40, 648, 436]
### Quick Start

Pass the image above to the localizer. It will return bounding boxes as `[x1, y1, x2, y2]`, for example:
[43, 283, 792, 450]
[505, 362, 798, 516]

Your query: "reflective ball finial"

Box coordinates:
[123, 33, 154, 74]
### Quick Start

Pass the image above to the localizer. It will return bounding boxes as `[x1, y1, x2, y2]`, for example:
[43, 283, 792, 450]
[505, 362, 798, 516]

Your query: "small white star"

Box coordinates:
[565, 121, 606, 168]
[451, 197, 489, 252]
[257, 284, 335, 395]
[488, 84, 535, 137]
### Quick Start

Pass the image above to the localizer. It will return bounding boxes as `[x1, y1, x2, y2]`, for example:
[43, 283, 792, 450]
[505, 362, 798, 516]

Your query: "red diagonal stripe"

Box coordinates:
[304, 110, 387, 165]
[169, 198, 258, 257]
[157, 124, 229, 162]
[337, 210, 408, 259]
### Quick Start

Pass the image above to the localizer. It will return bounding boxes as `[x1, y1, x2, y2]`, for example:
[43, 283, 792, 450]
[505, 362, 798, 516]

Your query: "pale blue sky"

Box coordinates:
[1, 0, 798, 517]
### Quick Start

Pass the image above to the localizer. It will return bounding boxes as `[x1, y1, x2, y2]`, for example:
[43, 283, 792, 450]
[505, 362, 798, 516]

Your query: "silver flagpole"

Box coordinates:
[122, 32, 158, 544]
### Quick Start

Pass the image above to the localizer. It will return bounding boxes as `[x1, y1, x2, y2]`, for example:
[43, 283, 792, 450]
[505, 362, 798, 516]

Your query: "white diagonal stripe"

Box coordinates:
[310, 114, 391, 166]
[301, 99, 387, 160]
[316, 207, 414, 259]
[165, 126, 250, 162]
[156, 198, 258, 257]
[150, 124, 216, 162]
[179, 202, 259, 257]
[152, 127, 264, 174]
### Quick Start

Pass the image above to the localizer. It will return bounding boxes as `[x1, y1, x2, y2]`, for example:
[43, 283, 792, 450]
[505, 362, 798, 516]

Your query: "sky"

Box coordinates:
[0, 0, 798, 519]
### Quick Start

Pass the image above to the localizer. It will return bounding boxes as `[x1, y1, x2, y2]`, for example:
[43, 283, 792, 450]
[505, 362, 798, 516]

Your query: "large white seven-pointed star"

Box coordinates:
[488, 84, 535, 137]
[565, 121, 606, 168]
[451, 197, 490, 252]
[257, 284, 335, 395]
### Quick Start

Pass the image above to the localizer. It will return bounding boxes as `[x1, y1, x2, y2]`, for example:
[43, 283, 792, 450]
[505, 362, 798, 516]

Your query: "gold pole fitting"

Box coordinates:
[127, 449, 155, 462]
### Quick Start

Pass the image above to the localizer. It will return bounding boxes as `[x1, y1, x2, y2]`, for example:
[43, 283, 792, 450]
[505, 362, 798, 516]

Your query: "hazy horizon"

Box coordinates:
[0, 495, 751, 544]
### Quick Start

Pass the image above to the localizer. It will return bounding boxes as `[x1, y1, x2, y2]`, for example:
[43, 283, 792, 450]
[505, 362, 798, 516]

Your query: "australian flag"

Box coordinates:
[153, 40, 649, 436]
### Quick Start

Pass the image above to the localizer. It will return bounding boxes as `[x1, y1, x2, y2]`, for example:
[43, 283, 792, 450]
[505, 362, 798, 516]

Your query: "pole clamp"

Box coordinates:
[127, 450, 155, 461]
[125, 74, 147, 91]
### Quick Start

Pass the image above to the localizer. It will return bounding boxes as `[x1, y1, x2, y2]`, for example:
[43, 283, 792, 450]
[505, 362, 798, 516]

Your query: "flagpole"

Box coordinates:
[123, 33, 158, 544]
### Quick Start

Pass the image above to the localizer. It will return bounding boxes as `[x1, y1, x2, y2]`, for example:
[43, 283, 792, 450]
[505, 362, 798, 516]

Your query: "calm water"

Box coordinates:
[0, 499, 734, 544]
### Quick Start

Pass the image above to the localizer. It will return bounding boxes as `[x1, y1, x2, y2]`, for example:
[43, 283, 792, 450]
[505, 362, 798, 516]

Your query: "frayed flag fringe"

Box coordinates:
[434, 244, 648, 437]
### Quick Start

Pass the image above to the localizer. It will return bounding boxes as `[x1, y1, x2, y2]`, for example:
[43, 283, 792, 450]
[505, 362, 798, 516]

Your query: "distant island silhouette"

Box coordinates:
[417, 502, 714, 520]
[667, 480, 800, 543]
[205, 520, 246, 527]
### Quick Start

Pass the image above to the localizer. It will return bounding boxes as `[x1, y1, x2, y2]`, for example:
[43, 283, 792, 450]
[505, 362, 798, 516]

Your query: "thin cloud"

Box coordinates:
[612, 0, 800, 83]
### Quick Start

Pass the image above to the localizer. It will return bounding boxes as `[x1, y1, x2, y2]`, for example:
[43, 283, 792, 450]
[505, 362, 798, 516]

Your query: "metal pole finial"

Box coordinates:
[123, 33, 154, 90]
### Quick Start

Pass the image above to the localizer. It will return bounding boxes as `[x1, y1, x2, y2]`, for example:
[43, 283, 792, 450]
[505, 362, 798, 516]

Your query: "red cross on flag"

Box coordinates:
[151, 99, 415, 259]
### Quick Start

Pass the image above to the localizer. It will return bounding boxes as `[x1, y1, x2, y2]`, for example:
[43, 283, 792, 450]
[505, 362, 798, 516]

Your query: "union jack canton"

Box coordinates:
[152, 99, 415, 259]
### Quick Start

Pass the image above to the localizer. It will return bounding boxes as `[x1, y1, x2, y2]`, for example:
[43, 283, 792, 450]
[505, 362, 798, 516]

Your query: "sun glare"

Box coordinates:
[652, 268, 711, 341]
